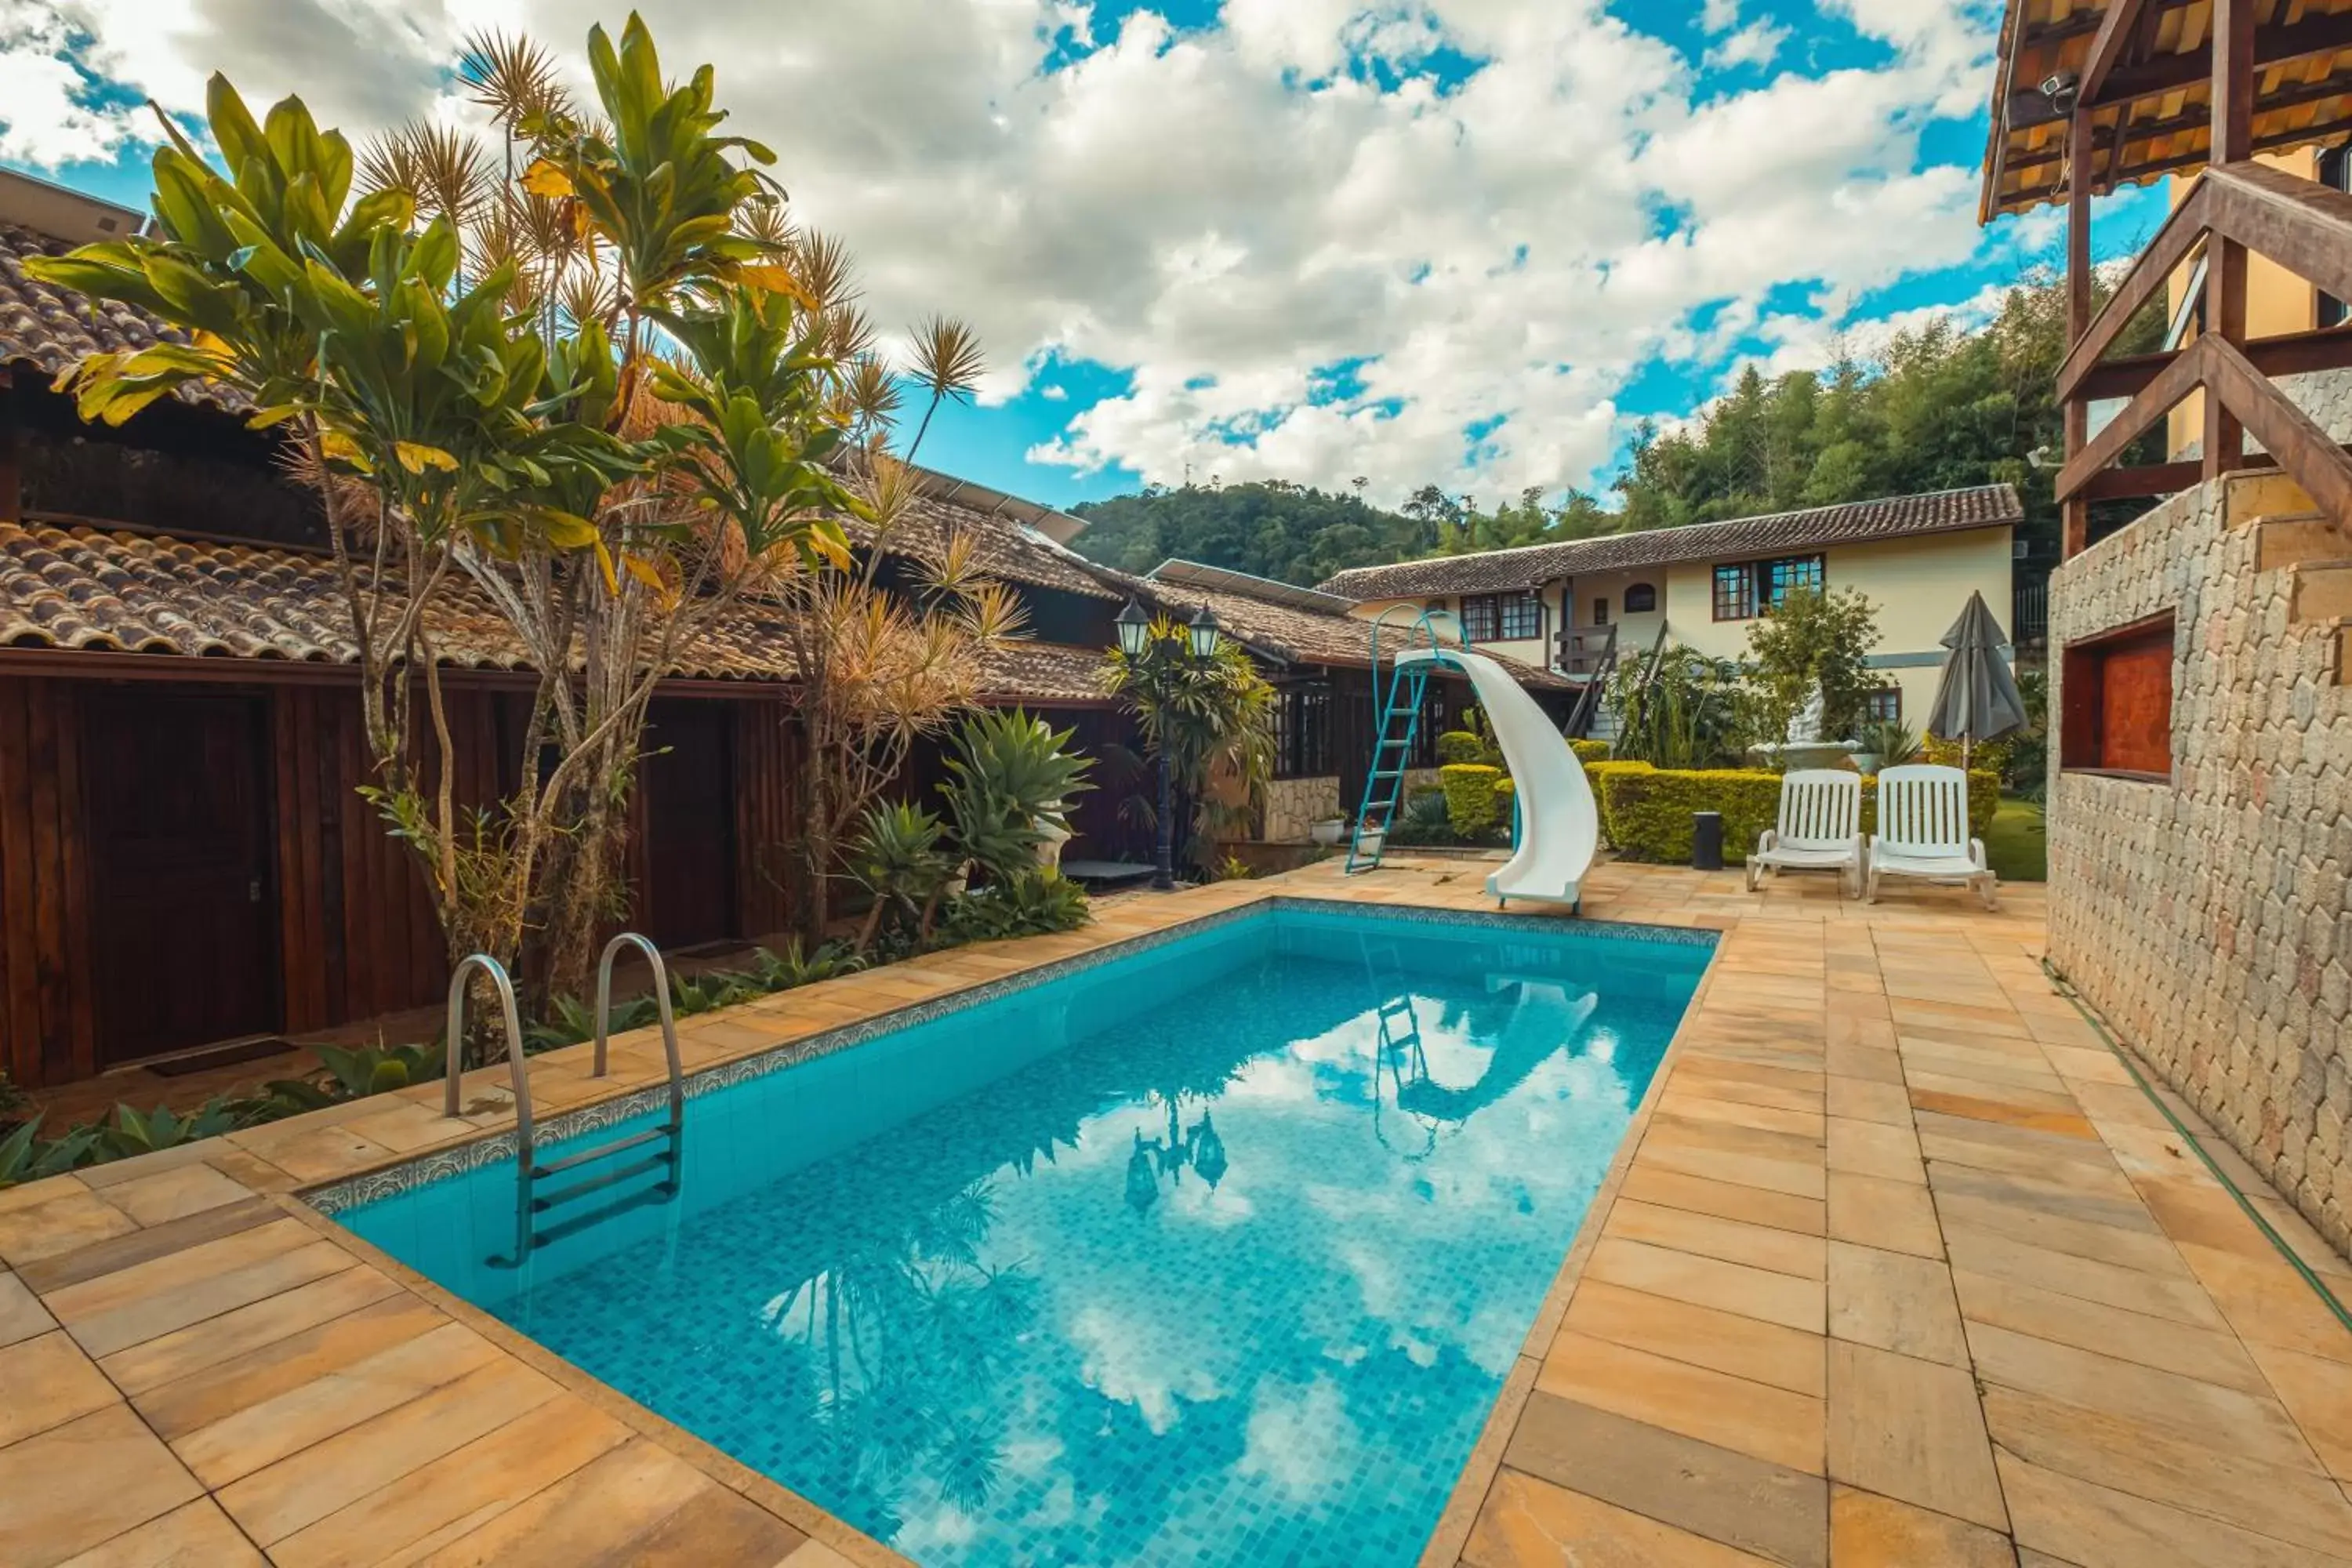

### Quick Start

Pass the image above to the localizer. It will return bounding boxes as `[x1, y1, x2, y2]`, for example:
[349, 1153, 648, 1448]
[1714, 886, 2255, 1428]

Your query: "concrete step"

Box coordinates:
[2288, 561, 2352, 626]
[2256, 514, 2352, 572]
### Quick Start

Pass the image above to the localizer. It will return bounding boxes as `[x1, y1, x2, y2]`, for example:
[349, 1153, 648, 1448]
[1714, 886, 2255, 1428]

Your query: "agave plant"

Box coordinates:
[939, 872, 1091, 944]
[849, 801, 956, 953]
[940, 710, 1094, 885]
[97, 1099, 247, 1161]
[0, 1118, 101, 1188]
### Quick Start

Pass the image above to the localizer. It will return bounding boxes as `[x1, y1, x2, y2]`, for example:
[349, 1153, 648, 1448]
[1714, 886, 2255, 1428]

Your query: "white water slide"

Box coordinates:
[1396, 648, 1600, 912]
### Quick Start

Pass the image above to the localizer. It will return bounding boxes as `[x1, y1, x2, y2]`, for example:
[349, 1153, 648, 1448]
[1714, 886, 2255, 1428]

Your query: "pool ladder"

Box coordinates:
[443, 933, 685, 1267]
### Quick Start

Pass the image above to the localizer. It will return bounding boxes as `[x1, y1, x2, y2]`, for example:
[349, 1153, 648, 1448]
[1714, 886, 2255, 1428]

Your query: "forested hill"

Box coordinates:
[1065, 481, 1437, 587]
[1062, 270, 2156, 589]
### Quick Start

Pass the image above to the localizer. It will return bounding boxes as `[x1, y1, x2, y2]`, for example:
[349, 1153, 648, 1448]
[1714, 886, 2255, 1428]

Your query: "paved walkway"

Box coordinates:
[1, 859, 2347, 1566]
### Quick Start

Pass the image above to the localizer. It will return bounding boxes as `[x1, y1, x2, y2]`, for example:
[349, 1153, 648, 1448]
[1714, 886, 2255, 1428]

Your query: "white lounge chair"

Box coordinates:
[1748, 769, 1864, 895]
[1867, 764, 1997, 909]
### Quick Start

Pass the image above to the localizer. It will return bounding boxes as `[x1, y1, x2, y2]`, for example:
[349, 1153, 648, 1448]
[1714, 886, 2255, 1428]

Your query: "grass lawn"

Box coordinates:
[1983, 797, 2047, 882]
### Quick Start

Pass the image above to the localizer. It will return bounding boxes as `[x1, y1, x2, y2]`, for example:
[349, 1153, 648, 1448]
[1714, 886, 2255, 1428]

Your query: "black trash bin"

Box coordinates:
[1691, 811, 1724, 871]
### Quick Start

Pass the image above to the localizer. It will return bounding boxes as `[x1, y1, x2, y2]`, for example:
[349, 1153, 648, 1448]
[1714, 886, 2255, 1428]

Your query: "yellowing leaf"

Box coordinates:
[319, 430, 372, 472]
[593, 540, 619, 597]
[738, 263, 816, 309]
[520, 159, 575, 199]
[535, 509, 600, 548]
[804, 528, 852, 571]
[622, 554, 683, 610]
[394, 441, 459, 474]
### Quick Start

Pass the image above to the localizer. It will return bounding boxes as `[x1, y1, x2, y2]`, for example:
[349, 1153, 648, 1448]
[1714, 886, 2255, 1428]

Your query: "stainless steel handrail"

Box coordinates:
[593, 931, 684, 1139]
[443, 953, 532, 1145]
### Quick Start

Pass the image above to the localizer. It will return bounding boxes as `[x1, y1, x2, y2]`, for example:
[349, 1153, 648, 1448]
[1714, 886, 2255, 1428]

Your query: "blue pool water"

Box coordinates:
[339, 904, 1711, 1567]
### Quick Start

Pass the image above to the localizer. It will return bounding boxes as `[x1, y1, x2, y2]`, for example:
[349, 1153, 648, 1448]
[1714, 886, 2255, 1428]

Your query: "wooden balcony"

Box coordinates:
[1983, 0, 2352, 558]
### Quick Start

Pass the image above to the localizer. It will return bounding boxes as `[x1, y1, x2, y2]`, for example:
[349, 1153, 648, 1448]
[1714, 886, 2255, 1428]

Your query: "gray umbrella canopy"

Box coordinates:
[1926, 590, 2028, 751]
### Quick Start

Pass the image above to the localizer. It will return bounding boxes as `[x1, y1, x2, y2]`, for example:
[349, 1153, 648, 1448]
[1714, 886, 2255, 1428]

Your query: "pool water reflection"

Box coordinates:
[340, 905, 1711, 1567]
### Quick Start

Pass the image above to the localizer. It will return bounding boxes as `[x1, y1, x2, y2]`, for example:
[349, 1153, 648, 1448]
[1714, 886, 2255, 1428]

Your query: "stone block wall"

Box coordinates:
[1263, 775, 1342, 842]
[2048, 474, 2352, 1248]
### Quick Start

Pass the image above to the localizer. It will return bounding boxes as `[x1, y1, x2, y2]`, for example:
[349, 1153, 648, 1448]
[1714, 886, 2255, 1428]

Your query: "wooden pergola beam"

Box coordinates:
[2080, 0, 2153, 107]
[2009, 9, 2352, 129]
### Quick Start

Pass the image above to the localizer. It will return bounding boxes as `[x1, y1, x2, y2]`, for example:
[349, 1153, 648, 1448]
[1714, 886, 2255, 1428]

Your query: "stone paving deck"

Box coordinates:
[1, 858, 2347, 1566]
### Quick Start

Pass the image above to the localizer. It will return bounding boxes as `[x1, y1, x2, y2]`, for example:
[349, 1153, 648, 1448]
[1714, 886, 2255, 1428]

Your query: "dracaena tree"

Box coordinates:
[29, 14, 978, 1020]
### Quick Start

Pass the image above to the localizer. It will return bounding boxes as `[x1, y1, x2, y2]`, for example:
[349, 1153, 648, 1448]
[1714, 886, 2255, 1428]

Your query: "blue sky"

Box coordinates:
[0, 0, 2166, 513]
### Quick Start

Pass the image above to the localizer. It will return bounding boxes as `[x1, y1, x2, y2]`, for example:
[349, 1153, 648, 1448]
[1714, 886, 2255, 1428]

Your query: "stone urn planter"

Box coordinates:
[1308, 818, 1347, 847]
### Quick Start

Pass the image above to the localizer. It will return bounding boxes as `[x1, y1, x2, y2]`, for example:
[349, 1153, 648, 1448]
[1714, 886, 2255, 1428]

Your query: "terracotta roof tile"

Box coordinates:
[1315, 485, 2024, 600]
[0, 522, 1113, 703]
[0, 223, 242, 411]
[1138, 572, 1573, 689]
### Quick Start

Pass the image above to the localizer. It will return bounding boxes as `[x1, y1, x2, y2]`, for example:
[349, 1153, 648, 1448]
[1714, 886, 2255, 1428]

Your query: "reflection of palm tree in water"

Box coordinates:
[760, 1177, 1039, 1537]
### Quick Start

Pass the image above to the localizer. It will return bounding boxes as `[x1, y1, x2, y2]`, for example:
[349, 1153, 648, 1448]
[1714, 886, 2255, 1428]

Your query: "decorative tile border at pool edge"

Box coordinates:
[303, 896, 1719, 1216]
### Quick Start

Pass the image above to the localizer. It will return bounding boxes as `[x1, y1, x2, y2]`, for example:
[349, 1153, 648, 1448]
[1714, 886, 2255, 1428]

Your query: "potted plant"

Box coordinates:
[1355, 814, 1387, 857]
[1853, 718, 1920, 776]
[1309, 816, 1347, 847]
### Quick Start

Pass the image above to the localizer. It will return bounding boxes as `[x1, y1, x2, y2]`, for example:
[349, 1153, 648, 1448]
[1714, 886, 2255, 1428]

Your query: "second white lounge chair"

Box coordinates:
[1748, 769, 1864, 895]
[1867, 764, 1997, 909]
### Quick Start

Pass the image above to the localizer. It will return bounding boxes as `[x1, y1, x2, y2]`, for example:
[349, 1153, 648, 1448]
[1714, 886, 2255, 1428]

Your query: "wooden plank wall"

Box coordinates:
[268, 684, 512, 1036]
[732, 693, 801, 939]
[0, 675, 95, 1087]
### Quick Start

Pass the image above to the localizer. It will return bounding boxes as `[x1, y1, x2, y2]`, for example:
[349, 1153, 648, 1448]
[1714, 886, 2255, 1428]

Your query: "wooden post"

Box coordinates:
[2063, 108, 2094, 560]
[0, 368, 18, 526]
[2205, 0, 2255, 479]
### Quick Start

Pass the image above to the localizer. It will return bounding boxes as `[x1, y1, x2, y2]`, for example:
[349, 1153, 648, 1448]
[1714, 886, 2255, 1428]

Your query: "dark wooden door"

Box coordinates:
[641, 701, 738, 949]
[82, 688, 278, 1064]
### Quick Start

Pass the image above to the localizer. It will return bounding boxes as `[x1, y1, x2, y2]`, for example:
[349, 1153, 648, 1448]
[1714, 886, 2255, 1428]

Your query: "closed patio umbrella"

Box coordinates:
[1926, 590, 2028, 769]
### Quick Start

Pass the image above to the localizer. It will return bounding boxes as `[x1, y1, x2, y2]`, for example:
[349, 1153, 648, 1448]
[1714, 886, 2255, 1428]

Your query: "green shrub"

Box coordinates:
[1580, 760, 1654, 846]
[1595, 766, 2002, 864]
[1386, 789, 1457, 847]
[1569, 739, 1612, 763]
[1439, 764, 1504, 839]
[1860, 771, 1999, 842]
[1435, 730, 1488, 766]
[1602, 768, 1785, 864]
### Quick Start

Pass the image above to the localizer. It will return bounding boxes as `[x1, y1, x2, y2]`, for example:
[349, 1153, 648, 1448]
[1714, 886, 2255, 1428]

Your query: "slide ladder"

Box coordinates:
[1346, 607, 1468, 873]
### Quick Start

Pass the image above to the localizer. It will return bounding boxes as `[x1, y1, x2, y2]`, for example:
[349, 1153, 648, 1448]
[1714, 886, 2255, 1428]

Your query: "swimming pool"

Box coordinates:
[334, 902, 1713, 1567]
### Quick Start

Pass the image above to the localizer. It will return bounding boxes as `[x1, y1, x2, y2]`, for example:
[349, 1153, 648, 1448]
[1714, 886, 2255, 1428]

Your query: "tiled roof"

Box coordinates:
[1315, 485, 2024, 600]
[1139, 568, 1572, 690]
[848, 491, 1121, 603]
[0, 522, 1113, 703]
[0, 223, 240, 412]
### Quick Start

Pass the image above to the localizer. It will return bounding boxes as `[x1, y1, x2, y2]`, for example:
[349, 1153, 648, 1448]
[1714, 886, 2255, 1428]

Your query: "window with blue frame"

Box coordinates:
[1712, 554, 1826, 620]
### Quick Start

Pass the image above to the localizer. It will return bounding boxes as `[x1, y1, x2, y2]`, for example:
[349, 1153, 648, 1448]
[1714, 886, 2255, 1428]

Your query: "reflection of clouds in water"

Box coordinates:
[1069, 1303, 1223, 1436]
[1239, 1377, 1359, 1499]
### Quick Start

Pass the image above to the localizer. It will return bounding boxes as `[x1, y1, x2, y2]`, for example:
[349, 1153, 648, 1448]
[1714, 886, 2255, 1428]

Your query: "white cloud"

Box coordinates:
[0, 0, 2009, 504]
[1704, 20, 1788, 71]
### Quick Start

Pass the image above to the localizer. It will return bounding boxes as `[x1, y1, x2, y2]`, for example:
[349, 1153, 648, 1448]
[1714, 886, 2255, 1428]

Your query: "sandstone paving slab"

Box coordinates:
[1498, 1393, 1825, 1568]
[1828, 1484, 2016, 1568]
[0, 1405, 205, 1568]
[1536, 1329, 1825, 1475]
[1827, 1341, 2007, 1533]
[1562, 1278, 1827, 1398]
[1824, 1172, 1944, 1260]
[1461, 1468, 1778, 1568]
[1826, 1241, 1968, 1367]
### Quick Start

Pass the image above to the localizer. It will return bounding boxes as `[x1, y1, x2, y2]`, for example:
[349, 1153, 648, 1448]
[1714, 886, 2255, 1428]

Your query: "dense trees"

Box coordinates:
[1066, 270, 2161, 586]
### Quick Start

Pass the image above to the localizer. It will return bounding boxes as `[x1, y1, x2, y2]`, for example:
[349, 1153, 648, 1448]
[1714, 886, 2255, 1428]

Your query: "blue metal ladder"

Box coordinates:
[1345, 607, 1469, 874]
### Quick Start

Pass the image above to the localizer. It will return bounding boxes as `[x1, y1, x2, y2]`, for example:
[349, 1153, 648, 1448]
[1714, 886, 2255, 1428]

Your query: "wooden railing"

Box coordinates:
[2056, 162, 2352, 554]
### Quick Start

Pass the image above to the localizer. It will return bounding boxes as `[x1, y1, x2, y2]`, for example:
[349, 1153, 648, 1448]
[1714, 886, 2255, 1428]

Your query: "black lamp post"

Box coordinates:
[1116, 598, 1220, 891]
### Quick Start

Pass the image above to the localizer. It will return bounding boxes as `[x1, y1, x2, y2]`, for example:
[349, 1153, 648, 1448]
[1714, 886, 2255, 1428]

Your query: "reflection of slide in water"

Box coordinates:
[1395, 647, 1599, 909]
[1391, 985, 1599, 1126]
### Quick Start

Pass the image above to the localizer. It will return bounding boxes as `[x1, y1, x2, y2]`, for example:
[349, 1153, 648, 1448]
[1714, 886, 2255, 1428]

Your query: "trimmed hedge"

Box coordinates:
[1435, 730, 1490, 766]
[1439, 763, 1505, 838]
[1594, 765, 2003, 865]
[1569, 738, 1612, 763]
